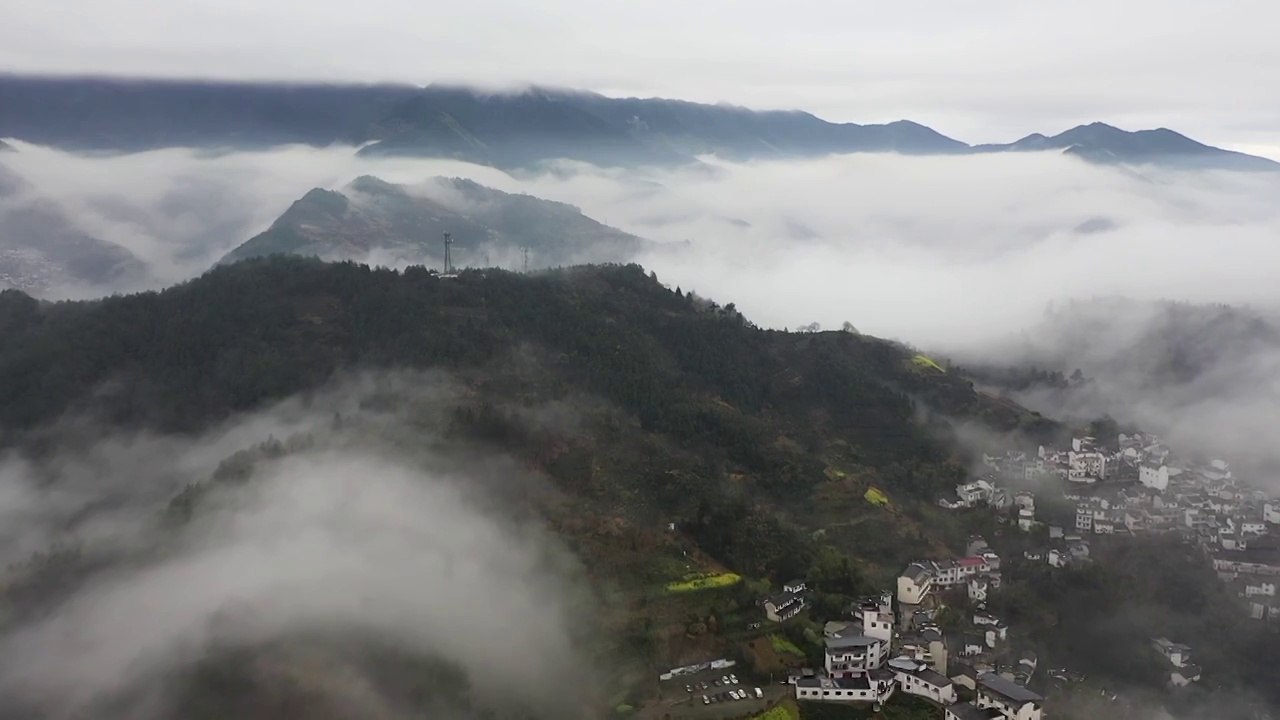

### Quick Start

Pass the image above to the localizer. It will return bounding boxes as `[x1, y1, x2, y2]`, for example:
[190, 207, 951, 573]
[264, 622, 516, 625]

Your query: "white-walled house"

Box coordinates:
[1239, 518, 1268, 535]
[960, 636, 985, 657]
[1068, 448, 1107, 481]
[968, 577, 991, 602]
[1018, 507, 1035, 532]
[825, 635, 888, 677]
[984, 625, 1007, 648]
[854, 595, 896, 643]
[957, 479, 996, 507]
[1075, 505, 1093, 532]
[1265, 502, 1280, 525]
[764, 590, 806, 622]
[795, 673, 895, 704]
[956, 556, 991, 579]
[1139, 463, 1169, 492]
[976, 673, 1044, 720]
[898, 564, 933, 605]
[1242, 577, 1277, 598]
[890, 658, 958, 705]
[973, 610, 1002, 627]
[1152, 638, 1191, 668]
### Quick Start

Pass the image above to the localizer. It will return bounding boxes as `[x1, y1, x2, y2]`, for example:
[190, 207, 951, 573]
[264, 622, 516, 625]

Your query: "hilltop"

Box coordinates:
[0, 76, 1272, 171]
[223, 175, 650, 269]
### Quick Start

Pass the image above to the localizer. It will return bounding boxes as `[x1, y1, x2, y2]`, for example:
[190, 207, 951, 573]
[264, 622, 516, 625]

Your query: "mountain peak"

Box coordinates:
[347, 175, 401, 196]
[224, 176, 646, 269]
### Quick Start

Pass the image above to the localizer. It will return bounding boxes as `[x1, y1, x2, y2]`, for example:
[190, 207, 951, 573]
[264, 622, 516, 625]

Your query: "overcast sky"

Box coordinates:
[3, 0, 1278, 154]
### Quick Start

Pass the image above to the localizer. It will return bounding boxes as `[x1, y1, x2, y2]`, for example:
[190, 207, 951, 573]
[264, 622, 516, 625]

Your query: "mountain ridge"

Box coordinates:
[972, 121, 1277, 171]
[0, 75, 1272, 170]
[222, 175, 651, 269]
[0, 159, 148, 294]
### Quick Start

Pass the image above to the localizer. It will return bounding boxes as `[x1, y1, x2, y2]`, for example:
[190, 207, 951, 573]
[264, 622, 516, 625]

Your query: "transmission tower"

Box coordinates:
[442, 231, 454, 274]
[521, 246, 530, 273]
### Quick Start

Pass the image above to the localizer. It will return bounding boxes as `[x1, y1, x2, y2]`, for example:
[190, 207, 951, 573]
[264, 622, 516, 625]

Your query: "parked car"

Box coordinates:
[729, 674, 738, 685]
[702, 696, 710, 705]
[713, 679, 722, 687]
[685, 685, 693, 693]
[754, 687, 764, 699]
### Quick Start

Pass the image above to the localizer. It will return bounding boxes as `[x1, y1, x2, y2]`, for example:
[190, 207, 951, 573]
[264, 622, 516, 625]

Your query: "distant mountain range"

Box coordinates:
[0, 75, 1273, 171]
[223, 175, 650, 269]
[0, 159, 146, 294]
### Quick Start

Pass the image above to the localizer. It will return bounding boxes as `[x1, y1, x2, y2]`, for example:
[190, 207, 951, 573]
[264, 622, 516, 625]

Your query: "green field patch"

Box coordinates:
[769, 634, 805, 657]
[864, 487, 890, 507]
[911, 354, 945, 373]
[664, 572, 743, 594]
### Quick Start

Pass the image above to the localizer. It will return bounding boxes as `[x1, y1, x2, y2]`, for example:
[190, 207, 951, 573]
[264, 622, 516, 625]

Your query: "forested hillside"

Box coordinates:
[0, 258, 1060, 717]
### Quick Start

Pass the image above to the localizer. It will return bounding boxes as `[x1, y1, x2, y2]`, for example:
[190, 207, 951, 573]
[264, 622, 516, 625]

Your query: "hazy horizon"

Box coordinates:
[3, 0, 1280, 156]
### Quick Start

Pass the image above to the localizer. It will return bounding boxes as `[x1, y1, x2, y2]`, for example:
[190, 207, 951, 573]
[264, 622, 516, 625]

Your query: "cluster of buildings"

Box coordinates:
[898, 540, 1004, 609]
[767, 430, 1279, 716]
[788, 545, 1046, 718]
[792, 592, 1044, 720]
[941, 458, 1039, 532]
[1022, 525, 1092, 570]
[1008, 434, 1280, 621]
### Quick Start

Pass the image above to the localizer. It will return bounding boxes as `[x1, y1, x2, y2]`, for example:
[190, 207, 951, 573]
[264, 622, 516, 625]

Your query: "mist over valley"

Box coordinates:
[1, 60, 1280, 720]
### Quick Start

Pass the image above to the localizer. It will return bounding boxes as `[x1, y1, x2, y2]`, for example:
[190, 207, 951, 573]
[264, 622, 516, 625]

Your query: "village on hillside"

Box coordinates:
[969, 433, 1280, 624]
[651, 430, 1278, 720]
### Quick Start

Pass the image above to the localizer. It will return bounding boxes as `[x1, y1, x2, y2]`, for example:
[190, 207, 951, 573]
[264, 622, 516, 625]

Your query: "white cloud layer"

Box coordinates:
[0, 375, 593, 719]
[7, 141, 1280, 346]
[5, 141, 1280, 471]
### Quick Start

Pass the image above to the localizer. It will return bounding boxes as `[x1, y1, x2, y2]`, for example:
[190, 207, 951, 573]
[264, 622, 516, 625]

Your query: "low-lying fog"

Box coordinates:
[6, 138, 1280, 470]
[0, 373, 594, 719]
[6, 140, 1280, 343]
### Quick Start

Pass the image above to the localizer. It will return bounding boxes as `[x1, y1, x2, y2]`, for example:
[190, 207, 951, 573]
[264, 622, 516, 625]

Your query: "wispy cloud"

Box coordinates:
[0, 372, 596, 719]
